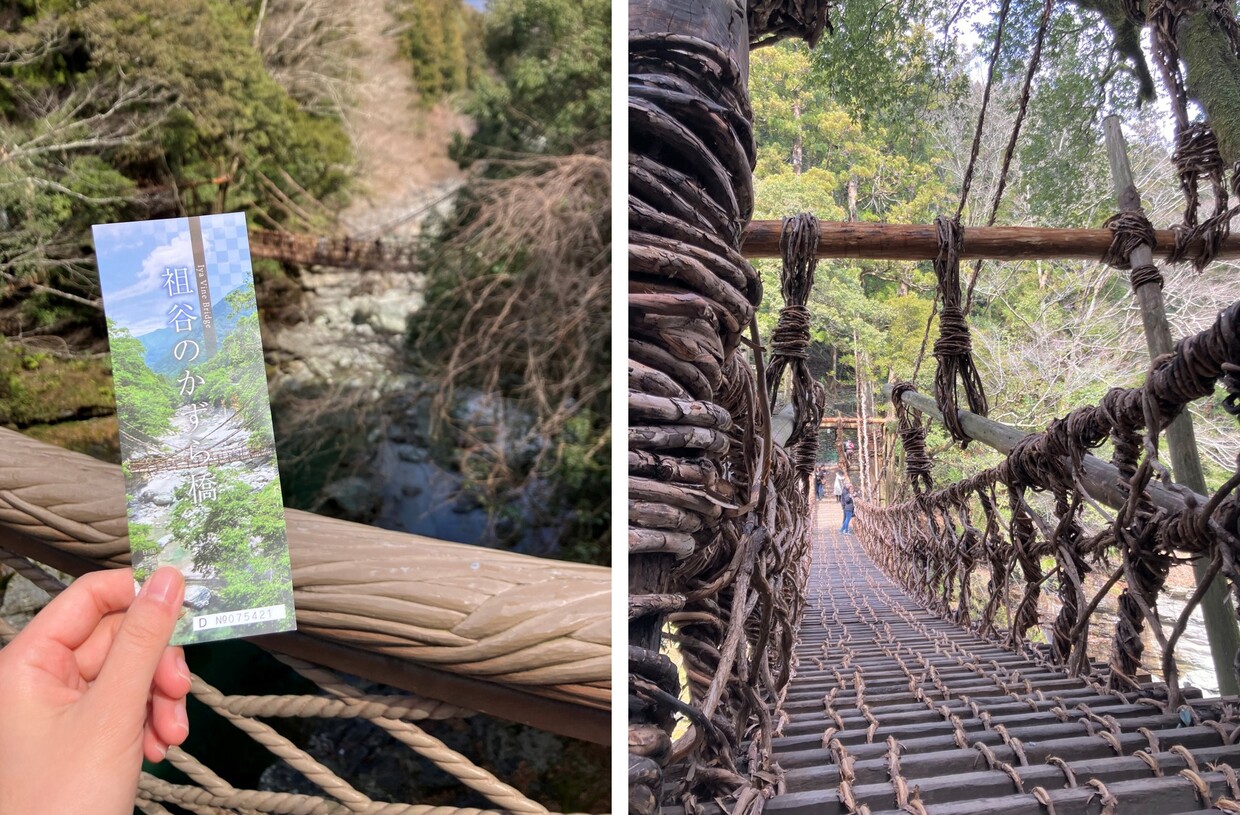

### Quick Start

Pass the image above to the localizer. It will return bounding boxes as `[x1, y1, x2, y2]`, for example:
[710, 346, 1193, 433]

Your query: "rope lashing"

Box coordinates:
[1103, 210, 1165, 291]
[1168, 124, 1238, 271]
[891, 382, 933, 496]
[931, 215, 989, 446]
[767, 212, 826, 479]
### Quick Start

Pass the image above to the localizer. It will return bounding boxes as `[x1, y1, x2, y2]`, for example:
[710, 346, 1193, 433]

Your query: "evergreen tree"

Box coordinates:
[107, 321, 178, 438]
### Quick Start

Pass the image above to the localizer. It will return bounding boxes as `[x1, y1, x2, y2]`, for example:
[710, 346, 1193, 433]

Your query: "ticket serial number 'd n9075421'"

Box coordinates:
[193, 605, 288, 632]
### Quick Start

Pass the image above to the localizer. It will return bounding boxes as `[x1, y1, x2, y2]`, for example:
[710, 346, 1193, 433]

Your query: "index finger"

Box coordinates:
[17, 568, 138, 651]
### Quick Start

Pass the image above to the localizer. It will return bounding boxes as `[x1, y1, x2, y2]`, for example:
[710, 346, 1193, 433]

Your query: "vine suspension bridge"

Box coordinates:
[627, 1, 1240, 813]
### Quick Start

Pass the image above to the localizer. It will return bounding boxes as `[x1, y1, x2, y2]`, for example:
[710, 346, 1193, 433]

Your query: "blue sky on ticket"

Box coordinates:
[94, 213, 252, 336]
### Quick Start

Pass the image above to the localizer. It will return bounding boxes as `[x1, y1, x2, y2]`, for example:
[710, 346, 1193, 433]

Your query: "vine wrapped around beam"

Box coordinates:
[626, 4, 829, 811]
[931, 216, 989, 447]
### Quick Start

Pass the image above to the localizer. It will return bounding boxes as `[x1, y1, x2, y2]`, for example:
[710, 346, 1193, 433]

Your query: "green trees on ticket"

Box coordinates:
[108, 321, 178, 438]
[171, 470, 290, 608]
[196, 286, 275, 448]
[129, 522, 160, 582]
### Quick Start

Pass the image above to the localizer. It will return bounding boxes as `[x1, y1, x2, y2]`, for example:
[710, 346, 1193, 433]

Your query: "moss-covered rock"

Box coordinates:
[0, 341, 114, 427]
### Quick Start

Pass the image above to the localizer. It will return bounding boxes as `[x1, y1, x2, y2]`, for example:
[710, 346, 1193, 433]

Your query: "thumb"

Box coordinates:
[91, 567, 185, 712]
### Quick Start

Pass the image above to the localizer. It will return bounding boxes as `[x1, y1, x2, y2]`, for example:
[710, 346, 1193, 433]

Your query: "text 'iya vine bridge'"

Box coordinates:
[628, 1, 1240, 814]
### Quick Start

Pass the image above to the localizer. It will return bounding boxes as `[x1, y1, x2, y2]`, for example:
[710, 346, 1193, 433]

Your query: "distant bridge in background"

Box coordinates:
[249, 229, 421, 272]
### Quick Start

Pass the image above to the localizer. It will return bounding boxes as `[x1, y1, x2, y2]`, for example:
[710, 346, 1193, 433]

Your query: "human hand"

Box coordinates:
[0, 567, 190, 815]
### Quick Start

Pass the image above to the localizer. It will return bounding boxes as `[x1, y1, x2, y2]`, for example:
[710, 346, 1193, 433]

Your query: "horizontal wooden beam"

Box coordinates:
[741, 220, 1240, 262]
[820, 416, 887, 427]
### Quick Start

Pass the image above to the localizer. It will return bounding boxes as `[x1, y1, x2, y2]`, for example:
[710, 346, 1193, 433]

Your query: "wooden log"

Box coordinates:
[629, 526, 697, 558]
[629, 593, 687, 620]
[880, 384, 1204, 517]
[819, 416, 889, 427]
[739, 220, 1240, 262]
[629, 450, 722, 488]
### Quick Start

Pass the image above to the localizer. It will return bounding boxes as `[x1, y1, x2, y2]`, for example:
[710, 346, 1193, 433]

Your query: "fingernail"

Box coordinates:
[154, 744, 168, 762]
[143, 568, 181, 606]
[176, 651, 191, 683]
[175, 699, 190, 737]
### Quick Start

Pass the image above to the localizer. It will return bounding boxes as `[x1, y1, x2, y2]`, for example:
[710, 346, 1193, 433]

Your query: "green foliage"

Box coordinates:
[750, 41, 952, 385]
[397, 0, 484, 105]
[453, 0, 609, 160]
[195, 285, 275, 448]
[129, 521, 160, 582]
[107, 321, 178, 437]
[1, 0, 351, 328]
[0, 338, 115, 429]
[1001, 6, 1133, 226]
[535, 408, 610, 565]
[806, 0, 963, 156]
[76, 0, 351, 213]
[169, 468, 291, 607]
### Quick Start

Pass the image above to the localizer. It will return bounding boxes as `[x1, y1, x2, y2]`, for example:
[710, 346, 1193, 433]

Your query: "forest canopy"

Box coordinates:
[0, 0, 351, 331]
[750, 0, 1240, 489]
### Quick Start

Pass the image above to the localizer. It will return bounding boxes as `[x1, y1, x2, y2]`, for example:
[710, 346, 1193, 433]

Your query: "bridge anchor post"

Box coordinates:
[1103, 115, 1240, 696]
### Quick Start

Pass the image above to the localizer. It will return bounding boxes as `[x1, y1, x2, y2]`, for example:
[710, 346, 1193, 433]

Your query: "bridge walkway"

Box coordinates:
[765, 502, 1240, 815]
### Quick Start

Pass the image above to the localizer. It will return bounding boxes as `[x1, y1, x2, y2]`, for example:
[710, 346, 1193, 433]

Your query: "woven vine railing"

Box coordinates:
[857, 299, 1240, 713]
[627, 2, 832, 814]
[0, 427, 608, 814]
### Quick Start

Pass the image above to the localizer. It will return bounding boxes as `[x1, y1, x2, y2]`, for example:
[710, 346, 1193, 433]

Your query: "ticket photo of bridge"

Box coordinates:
[94, 213, 296, 645]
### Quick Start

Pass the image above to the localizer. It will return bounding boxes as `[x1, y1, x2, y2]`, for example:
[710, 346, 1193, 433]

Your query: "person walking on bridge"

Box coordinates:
[833, 470, 845, 504]
[840, 485, 855, 534]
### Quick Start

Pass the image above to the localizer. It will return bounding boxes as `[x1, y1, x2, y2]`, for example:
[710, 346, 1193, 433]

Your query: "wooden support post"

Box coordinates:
[1103, 115, 1240, 696]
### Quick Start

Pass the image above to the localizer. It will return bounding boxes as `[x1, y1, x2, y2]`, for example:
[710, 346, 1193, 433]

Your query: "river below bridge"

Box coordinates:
[966, 556, 1218, 692]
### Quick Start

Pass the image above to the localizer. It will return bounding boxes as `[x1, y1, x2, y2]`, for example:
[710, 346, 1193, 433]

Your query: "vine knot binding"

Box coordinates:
[890, 382, 933, 497]
[768, 212, 826, 480]
[865, 300, 1240, 709]
[931, 215, 988, 446]
[1103, 210, 1163, 293]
